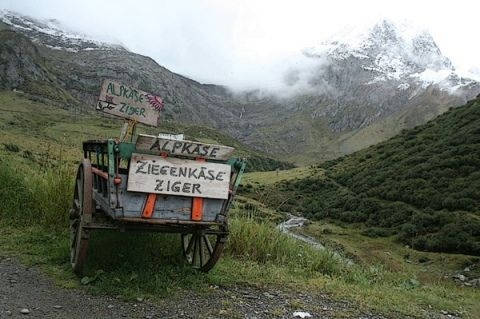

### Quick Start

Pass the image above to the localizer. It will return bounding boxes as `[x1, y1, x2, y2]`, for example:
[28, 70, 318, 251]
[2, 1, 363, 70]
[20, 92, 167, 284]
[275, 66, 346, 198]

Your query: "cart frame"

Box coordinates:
[70, 138, 246, 275]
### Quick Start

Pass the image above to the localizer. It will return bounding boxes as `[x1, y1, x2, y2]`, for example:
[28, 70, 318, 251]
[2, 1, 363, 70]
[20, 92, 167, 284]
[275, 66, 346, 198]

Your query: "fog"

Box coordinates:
[1, 0, 479, 91]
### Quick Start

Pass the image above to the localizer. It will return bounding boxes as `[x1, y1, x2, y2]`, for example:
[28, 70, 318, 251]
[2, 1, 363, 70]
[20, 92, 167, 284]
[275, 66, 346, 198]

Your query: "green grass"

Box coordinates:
[1, 160, 480, 318]
[254, 97, 480, 256]
[2, 91, 480, 317]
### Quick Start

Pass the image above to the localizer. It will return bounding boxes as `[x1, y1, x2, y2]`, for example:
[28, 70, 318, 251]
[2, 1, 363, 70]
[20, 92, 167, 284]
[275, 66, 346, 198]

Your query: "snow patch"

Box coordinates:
[293, 311, 312, 318]
[410, 69, 452, 88]
[0, 10, 125, 52]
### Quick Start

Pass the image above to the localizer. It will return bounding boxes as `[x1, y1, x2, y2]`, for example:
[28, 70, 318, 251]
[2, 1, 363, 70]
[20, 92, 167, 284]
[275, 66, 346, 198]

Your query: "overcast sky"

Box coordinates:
[2, 0, 479, 90]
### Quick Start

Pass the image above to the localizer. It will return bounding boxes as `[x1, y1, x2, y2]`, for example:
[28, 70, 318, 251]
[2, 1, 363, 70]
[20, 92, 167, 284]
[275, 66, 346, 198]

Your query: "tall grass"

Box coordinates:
[227, 217, 345, 276]
[0, 160, 73, 228]
[0, 158, 348, 277]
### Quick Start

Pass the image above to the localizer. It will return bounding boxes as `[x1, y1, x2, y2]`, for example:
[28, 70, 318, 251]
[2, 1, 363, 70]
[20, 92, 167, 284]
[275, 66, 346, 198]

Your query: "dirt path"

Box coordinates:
[0, 257, 394, 319]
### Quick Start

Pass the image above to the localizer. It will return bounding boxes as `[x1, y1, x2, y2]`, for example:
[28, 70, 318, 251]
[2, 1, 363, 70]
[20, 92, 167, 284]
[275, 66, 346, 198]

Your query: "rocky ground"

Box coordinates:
[0, 256, 394, 319]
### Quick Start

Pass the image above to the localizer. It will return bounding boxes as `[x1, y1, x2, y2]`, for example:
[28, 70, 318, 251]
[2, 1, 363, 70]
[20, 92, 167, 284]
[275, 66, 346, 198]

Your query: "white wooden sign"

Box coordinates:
[96, 80, 163, 126]
[127, 153, 231, 199]
[135, 134, 235, 160]
[158, 133, 184, 141]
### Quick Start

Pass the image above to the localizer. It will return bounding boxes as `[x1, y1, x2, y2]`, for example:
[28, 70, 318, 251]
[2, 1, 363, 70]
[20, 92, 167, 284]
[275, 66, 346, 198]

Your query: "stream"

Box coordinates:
[277, 215, 353, 265]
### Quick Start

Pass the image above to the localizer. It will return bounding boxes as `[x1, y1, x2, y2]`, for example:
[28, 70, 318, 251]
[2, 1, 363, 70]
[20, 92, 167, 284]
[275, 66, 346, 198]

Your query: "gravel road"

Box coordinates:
[0, 256, 393, 319]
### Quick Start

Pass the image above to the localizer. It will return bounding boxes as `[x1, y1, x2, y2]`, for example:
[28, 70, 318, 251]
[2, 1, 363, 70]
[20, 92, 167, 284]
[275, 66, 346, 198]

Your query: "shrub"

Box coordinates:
[362, 227, 392, 238]
[3, 143, 20, 152]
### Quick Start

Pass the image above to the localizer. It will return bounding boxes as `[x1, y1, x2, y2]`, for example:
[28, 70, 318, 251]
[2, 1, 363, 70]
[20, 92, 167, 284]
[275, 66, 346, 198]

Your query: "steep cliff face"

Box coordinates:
[0, 30, 76, 103]
[1, 12, 479, 163]
[0, 30, 48, 88]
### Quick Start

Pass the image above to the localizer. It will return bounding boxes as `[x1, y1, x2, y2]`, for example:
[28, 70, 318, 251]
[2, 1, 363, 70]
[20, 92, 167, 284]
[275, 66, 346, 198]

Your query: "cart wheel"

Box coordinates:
[70, 159, 93, 276]
[181, 229, 227, 272]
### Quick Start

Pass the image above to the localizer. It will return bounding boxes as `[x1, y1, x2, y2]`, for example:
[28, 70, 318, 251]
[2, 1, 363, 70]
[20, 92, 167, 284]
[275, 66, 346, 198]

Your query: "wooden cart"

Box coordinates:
[70, 135, 246, 275]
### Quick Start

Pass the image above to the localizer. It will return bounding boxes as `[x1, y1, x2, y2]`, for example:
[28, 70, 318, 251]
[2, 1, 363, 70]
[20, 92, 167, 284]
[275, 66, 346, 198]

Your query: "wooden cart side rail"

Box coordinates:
[92, 167, 122, 185]
[118, 217, 222, 226]
[92, 167, 108, 179]
[83, 222, 228, 235]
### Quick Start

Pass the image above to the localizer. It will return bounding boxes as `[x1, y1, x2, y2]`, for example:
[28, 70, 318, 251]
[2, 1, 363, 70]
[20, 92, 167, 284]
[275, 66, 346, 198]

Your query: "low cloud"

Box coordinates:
[1, 0, 479, 93]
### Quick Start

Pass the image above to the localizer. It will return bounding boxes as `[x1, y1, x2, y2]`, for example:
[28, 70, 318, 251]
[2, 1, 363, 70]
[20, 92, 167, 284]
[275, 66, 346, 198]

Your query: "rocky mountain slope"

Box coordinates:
[237, 20, 480, 162]
[0, 11, 257, 141]
[1, 11, 478, 163]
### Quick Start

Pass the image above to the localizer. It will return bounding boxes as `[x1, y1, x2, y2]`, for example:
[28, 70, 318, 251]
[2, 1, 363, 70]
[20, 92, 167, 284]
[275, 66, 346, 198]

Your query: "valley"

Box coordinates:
[1, 90, 480, 318]
[1, 8, 480, 319]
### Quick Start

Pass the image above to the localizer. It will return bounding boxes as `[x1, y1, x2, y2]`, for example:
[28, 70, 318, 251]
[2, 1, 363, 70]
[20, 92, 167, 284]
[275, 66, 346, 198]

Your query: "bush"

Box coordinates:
[362, 227, 392, 238]
[260, 98, 480, 256]
[3, 143, 20, 152]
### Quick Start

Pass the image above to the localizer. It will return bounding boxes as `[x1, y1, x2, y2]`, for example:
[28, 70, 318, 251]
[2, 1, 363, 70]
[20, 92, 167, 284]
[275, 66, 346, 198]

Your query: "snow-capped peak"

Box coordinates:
[302, 19, 473, 92]
[0, 10, 126, 52]
[306, 19, 451, 69]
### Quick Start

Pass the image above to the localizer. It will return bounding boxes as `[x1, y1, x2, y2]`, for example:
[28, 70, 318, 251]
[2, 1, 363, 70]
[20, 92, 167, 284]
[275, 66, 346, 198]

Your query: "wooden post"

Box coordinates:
[119, 119, 138, 142]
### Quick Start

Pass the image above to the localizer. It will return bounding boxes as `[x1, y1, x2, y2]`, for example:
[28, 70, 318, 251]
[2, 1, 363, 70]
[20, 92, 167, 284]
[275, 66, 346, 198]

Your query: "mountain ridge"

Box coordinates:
[1, 10, 479, 164]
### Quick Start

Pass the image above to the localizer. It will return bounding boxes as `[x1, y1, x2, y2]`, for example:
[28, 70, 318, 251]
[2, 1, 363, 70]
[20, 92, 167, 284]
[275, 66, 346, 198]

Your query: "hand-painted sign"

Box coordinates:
[135, 134, 235, 160]
[127, 153, 231, 199]
[96, 80, 163, 126]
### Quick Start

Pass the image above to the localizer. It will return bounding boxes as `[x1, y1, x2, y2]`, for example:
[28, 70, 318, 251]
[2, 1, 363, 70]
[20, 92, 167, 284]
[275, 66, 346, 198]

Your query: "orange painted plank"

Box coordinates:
[192, 197, 204, 221]
[142, 193, 157, 219]
[191, 157, 205, 221]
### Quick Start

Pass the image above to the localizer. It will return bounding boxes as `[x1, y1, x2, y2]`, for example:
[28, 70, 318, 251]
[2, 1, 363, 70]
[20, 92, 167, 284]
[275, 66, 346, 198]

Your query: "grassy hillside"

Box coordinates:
[252, 97, 480, 255]
[0, 91, 293, 172]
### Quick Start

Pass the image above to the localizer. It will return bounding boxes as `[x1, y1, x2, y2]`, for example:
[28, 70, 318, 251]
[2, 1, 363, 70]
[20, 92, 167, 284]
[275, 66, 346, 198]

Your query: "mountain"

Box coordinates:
[255, 96, 480, 255]
[236, 20, 480, 162]
[0, 11, 293, 172]
[301, 20, 477, 131]
[0, 10, 252, 138]
[1, 11, 479, 164]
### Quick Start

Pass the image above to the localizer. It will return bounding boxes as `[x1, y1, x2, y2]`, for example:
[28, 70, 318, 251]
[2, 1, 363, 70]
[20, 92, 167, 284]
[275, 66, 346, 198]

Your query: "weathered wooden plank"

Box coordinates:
[127, 153, 231, 199]
[135, 134, 235, 160]
[96, 80, 163, 126]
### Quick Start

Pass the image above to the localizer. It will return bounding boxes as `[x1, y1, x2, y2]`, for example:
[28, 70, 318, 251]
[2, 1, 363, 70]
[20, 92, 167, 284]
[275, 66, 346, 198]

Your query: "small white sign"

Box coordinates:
[158, 133, 184, 141]
[127, 153, 231, 199]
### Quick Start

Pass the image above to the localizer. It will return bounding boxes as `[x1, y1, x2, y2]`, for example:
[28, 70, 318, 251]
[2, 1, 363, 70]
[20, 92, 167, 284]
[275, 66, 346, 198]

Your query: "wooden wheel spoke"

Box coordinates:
[73, 199, 81, 211]
[185, 234, 195, 256]
[181, 229, 227, 272]
[192, 235, 199, 267]
[203, 235, 213, 256]
[198, 236, 204, 267]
